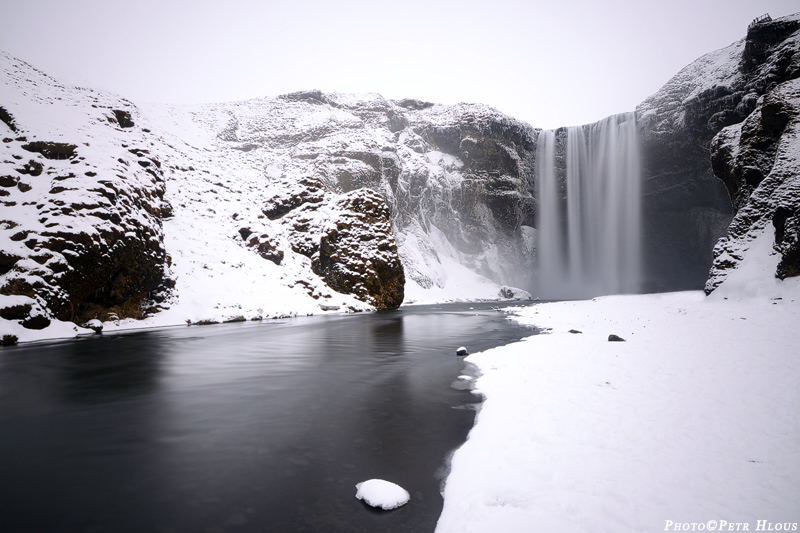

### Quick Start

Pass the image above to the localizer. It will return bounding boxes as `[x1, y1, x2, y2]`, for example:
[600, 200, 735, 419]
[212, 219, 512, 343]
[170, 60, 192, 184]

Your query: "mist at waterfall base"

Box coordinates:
[533, 113, 642, 300]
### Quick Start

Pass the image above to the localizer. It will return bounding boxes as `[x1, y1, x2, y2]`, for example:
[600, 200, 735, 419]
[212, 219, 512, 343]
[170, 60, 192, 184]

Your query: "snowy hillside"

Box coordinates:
[2, 53, 534, 343]
[143, 91, 539, 294]
[3, 12, 800, 343]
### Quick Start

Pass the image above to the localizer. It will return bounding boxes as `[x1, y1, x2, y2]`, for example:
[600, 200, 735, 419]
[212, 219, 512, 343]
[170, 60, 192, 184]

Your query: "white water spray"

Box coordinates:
[535, 112, 642, 299]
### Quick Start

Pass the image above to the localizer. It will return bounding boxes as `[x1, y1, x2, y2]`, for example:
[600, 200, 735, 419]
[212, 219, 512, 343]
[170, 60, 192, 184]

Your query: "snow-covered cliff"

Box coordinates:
[1, 53, 535, 343]
[636, 12, 800, 294]
[1, 51, 170, 340]
[3, 11, 800, 343]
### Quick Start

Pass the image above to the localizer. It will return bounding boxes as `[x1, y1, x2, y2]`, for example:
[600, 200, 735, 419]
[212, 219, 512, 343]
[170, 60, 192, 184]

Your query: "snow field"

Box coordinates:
[437, 266, 800, 532]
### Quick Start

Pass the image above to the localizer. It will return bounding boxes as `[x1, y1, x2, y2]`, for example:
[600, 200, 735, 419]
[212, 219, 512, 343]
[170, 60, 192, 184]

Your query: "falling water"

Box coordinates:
[534, 112, 642, 299]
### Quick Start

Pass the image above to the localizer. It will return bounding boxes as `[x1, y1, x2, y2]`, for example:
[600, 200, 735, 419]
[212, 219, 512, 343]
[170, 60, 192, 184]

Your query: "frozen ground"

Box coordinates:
[436, 226, 800, 532]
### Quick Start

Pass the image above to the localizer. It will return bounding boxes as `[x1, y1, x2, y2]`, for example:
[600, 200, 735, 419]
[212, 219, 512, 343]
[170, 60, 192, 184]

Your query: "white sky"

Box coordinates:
[1, 0, 797, 128]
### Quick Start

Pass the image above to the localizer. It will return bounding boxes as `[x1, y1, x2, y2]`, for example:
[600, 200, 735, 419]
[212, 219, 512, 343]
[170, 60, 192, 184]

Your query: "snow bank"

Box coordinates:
[437, 242, 800, 531]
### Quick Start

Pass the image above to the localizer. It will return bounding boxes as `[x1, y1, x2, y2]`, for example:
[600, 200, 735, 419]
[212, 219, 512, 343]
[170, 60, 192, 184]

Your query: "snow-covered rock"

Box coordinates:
[637, 12, 800, 294]
[703, 15, 800, 292]
[1, 50, 170, 331]
[4, 11, 799, 341]
[355, 479, 410, 510]
[1, 49, 543, 341]
[498, 285, 532, 300]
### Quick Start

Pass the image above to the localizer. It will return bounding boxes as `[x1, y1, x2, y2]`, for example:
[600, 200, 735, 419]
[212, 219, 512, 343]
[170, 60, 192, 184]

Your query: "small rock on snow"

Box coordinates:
[608, 334, 626, 342]
[83, 319, 103, 334]
[355, 479, 410, 510]
[456, 346, 469, 356]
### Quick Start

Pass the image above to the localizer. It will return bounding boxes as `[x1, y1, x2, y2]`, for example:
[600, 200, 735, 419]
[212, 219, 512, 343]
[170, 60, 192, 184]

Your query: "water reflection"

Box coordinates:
[58, 333, 165, 402]
[0, 302, 534, 533]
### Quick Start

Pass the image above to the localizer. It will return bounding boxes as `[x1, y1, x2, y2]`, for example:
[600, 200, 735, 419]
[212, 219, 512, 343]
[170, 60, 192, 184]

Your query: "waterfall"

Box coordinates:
[534, 112, 641, 299]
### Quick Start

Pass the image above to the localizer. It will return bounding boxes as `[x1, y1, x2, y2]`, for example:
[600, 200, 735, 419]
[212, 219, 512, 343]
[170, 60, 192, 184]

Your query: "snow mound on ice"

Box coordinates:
[355, 479, 410, 510]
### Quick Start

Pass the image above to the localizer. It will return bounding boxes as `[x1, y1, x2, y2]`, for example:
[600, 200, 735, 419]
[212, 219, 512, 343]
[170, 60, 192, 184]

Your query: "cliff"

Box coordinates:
[3, 12, 800, 342]
[1, 53, 537, 342]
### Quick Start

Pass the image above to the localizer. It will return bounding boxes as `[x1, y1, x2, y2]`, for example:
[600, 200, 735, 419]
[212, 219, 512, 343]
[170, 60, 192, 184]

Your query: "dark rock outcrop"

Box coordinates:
[1, 51, 171, 328]
[408, 108, 537, 270]
[0, 106, 18, 132]
[701, 13, 800, 291]
[638, 12, 800, 293]
[263, 176, 326, 219]
[245, 233, 285, 265]
[706, 76, 800, 291]
[774, 206, 800, 279]
[112, 109, 135, 128]
[312, 189, 405, 310]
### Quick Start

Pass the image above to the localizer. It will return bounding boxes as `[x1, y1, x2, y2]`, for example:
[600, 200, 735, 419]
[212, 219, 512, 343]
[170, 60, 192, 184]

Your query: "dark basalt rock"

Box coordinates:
[0, 302, 31, 320]
[21, 141, 77, 160]
[112, 109, 134, 128]
[743, 17, 800, 73]
[0, 175, 18, 187]
[638, 12, 800, 293]
[279, 90, 339, 107]
[1, 113, 169, 327]
[238, 227, 253, 241]
[711, 89, 792, 211]
[247, 234, 284, 265]
[394, 98, 434, 110]
[0, 250, 21, 276]
[774, 207, 800, 279]
[312, 189, 405, 310]
[263, 176, 325, 219]
[21, 314, 50, 330]
[608, 334, 626, 342]
[706, 71, 800, 291]
[1, 334, 18, 346]
[0, 106, 17, 132]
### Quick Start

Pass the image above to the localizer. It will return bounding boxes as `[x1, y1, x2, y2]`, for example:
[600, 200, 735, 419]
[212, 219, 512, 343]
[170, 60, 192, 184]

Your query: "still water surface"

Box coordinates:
[0, 302, 535, 533]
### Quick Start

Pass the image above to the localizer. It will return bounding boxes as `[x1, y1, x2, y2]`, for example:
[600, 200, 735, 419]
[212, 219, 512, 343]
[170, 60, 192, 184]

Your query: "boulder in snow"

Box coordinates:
[1, 334, 18, 346]
[82, 319, 103, 334]
[499, 286, 532, 300]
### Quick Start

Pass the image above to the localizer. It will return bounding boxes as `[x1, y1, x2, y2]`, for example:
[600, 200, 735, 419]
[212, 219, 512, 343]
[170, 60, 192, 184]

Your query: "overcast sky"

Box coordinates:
[1, 0, 797, 128]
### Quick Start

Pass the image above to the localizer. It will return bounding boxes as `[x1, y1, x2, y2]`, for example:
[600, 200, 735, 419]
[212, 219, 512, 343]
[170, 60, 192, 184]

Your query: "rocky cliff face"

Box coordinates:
[3, 12, 799, 341]
[636, 12, 800, 293]
[707, 76, 800, 291]
[1, 52, 538, 339]
[699, 14, 800, 292]
[175, 91, 538, 292]
[0, 52, 171, 331]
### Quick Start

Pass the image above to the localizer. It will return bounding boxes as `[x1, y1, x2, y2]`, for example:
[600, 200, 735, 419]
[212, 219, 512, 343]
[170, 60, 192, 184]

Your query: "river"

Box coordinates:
[0, 301, 535, 533]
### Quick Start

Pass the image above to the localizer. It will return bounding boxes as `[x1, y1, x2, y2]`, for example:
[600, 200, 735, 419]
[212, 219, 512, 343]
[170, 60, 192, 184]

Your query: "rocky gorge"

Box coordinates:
[1, 12, 799, 343]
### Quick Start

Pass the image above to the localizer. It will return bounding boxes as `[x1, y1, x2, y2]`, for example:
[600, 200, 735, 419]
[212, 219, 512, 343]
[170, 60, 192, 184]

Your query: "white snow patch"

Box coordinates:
[436, 285, 800, 532]
[402, 254, 503, 305]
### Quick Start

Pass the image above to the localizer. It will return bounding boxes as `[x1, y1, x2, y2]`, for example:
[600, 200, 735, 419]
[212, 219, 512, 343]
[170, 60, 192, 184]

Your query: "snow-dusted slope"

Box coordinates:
[2, 54, 534, 343]
[144, 90, 538, 294]
[1, 50, 170, 340]
[135, 90, 537, 319]
[4, 11, 800, 344]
